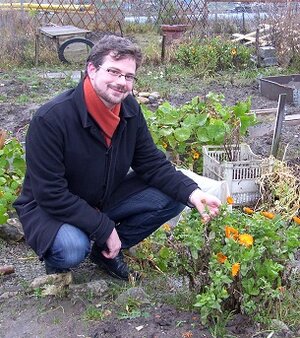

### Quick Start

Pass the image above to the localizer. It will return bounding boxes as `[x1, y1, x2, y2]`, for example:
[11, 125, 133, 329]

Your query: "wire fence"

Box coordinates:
[0, 0, 208, 32]
[1, 0, 300, 42]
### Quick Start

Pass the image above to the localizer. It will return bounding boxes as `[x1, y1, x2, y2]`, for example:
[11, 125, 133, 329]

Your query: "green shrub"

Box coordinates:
[0, 133, 25, 224]
[174, 37, 253, 76]
[142, 93, 255, 173]
[136, 203, 300, 326]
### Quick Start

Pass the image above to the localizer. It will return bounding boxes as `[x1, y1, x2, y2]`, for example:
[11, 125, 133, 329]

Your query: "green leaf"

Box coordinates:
[173, 128, 191, 142]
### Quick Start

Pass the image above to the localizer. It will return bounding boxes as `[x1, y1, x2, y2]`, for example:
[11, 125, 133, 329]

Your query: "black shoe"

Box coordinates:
[45, 264, 70, 275]
[90, 248, 137, 281]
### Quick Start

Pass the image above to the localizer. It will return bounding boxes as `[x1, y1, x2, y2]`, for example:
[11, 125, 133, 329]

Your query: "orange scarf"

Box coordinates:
[83, 76, 120, 146]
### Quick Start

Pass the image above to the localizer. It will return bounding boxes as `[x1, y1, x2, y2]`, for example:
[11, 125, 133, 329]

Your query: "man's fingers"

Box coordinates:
[101, 249, 119, 259]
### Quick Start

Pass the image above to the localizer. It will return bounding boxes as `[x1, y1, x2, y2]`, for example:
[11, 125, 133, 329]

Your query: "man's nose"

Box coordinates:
[116, 74, 127, 84]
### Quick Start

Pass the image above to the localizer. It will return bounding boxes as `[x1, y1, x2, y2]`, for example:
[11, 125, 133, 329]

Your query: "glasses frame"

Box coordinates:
[98, 65, 137, 82]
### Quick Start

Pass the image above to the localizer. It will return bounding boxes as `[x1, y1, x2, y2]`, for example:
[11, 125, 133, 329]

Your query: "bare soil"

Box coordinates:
[0, 69, 299, 338]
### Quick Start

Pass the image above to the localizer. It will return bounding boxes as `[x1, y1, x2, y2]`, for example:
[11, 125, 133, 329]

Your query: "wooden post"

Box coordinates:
[161, 35, 166, 62]
[34, 31, 40, 66]
[271, 94, 286, 158]
[255, 28, 261, 68]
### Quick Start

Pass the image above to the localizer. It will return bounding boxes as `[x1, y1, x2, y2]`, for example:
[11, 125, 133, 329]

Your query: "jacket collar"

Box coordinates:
[73, 81, 138, 129]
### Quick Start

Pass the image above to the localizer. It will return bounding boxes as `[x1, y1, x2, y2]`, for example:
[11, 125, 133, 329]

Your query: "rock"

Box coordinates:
[270, 319, 293, 337]
[0, 218, 24, 242]
[138, 92, 151, 98]
[137, 97, 150, 104]
[0, 291, 19, 300]
[30, 271, 73, 296]
[0, 265, 15, 275]
[115, 286, 150, 306]
[70, 280, 108, 297]
[149, 92, 160, 99]
[148, 95, 157, 104]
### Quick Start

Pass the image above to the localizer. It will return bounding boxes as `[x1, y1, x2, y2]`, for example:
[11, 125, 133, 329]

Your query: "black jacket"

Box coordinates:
[13, 82, 198, 258]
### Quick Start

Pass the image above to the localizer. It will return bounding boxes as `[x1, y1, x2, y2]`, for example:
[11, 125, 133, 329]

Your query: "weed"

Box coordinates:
[83, 305, 105, 321]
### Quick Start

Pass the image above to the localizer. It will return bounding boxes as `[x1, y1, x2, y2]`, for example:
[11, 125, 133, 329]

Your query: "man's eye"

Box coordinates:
[107, 69, 120, 76]
[125, 75, 135, 81]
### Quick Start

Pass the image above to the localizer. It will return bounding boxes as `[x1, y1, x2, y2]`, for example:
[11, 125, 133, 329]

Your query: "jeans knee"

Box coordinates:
[45, 223, 90, 269]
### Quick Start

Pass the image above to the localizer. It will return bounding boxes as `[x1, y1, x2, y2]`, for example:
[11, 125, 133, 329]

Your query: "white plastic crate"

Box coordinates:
[202, 144, 273, 205]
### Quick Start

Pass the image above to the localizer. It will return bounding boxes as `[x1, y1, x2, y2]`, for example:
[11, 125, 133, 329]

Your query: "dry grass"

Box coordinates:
[258, 159, 300, 220]
[0, 10, 35, 67]
[0, 10, 58, 68]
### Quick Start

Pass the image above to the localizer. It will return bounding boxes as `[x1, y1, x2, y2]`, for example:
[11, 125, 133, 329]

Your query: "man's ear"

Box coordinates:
[86, 62, 97, 80]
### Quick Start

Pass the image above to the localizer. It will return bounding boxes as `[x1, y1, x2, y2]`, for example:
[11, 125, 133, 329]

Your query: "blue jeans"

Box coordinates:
[44, 187, 185, 270]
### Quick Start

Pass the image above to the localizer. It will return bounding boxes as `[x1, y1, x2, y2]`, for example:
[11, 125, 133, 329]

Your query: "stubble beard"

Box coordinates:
[98, 84, 130, 107]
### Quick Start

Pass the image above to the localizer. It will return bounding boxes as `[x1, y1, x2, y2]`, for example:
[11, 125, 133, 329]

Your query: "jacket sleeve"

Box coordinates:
[25, 114, 114, 247]
[131, 107, 199, 204]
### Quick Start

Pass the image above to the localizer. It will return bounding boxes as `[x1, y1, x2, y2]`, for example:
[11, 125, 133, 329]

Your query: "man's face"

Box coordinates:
[87, 53, 136, 109]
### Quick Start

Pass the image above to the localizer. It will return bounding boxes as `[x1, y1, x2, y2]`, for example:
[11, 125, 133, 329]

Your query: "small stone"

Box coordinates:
[137, 97, 150, 104]
[0, 218, 24, 242]
[30, 271, 73, 296]
[115, 287, 150, 306]
[270, 319, 293, 337]
[148, 95, 158, 104]
[138, 92, 151, 98]
[70, 280, 108, 297]
[149, 92, 161, 99]
[0, 291, 19, 300]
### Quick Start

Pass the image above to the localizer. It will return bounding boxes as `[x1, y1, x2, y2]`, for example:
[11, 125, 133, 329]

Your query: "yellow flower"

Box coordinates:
[231, 48, 237, 56]
[216, 252, 227, 264]
[162, 142, 168, 149]
[192, 151, 200, 160]
[226, 196, 234, 205]
[163, 223, 171, 232]
[225, 226, 239, 240]
[243, 207, 255, 215]
[231, 262, 240, 277]
[292, 216, 300, 225]
[238, 234, 254, 247]
[261, 211, 275, 219]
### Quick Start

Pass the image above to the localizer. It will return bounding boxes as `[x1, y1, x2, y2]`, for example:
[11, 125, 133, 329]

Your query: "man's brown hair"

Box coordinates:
[86, 35, 142, 70]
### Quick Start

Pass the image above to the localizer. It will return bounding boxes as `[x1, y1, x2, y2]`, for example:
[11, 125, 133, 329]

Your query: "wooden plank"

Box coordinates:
[250, 108, 278, 114]
[271, 94, 286, 158]
[39, 25, 90, 39]
[285, 114, 300, 121]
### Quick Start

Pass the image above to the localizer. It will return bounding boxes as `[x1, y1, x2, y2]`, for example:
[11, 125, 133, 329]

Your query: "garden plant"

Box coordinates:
[143, 92, 255, 172]
[0, 131, 25, 224]
[134, 198, 300, 334]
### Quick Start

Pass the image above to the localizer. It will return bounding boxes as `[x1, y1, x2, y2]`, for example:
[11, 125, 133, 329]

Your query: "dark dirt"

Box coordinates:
[0, 69, 299, 338]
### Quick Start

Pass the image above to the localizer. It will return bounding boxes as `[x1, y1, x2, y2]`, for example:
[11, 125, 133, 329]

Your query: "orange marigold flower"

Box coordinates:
[163, 223, 171, 232]
[192, 151, 200, 160]
[292, 216, 300, 225]
[225, 226, 239, 240]
[162, 142, 168, 149]
[231, 262, 240, 277]
[261, 211, 275, 219]
[182, 331, 193, 338]
[243, 207, 255, 215]
[217, 252, 227, 264]
[226, 196, 234, 205]
[238, 234, 254, 247]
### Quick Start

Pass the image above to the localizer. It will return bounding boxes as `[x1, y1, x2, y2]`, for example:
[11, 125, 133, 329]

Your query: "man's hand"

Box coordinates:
[189, 188, 221, 223]
[101, 228, 122, 259]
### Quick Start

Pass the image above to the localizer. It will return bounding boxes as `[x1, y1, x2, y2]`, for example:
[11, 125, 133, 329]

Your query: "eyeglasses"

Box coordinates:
[98, 66, 137, 82]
